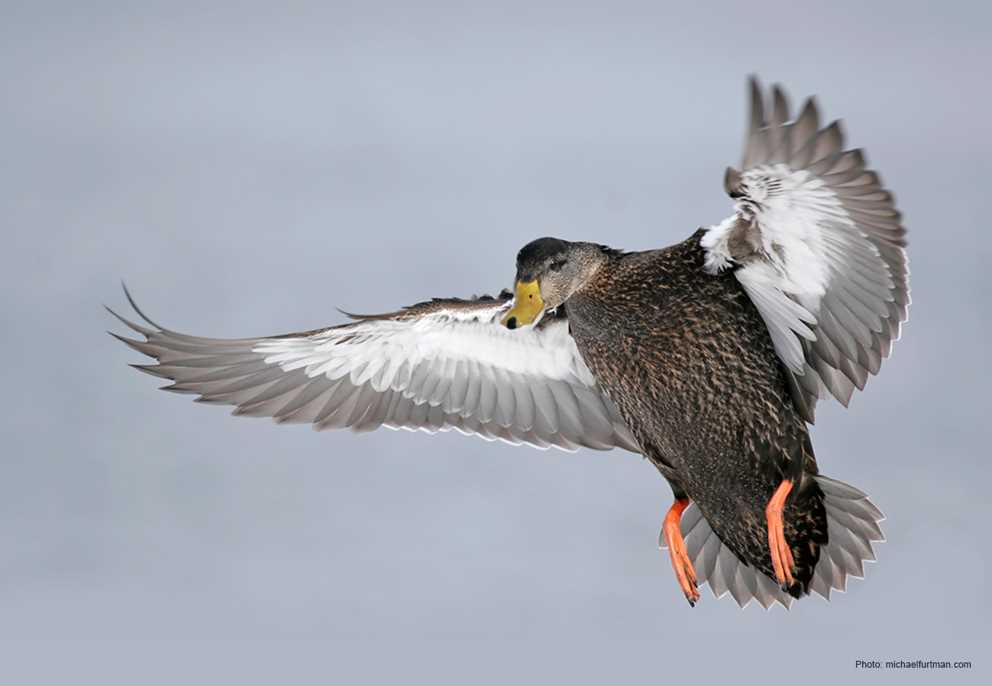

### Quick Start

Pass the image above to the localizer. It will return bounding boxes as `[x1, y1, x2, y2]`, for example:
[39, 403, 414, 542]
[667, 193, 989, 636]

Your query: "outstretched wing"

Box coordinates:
[108, 286, 639, 453]
[701, 78, 909, 423]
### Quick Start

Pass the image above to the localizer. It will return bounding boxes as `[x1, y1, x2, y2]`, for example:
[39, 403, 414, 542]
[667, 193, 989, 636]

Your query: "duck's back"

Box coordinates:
[565, 230, 827, 593]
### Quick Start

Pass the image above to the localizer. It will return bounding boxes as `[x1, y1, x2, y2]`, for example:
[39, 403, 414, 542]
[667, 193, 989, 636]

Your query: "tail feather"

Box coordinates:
[660, 475, 884, 609]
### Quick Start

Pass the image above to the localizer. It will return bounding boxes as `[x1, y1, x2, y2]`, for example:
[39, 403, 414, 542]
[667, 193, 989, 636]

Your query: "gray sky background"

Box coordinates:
[2, 0, 989, 682]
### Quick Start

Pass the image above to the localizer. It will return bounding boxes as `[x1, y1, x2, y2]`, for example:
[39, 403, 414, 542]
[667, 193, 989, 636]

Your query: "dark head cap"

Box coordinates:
[516, 237, 569, 281]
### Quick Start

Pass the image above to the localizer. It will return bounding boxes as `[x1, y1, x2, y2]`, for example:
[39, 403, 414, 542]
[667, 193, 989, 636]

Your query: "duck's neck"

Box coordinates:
[562, 248, 625, 340]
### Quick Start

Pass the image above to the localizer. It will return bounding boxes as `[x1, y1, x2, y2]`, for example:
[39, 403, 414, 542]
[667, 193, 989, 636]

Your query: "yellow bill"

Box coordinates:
[501, 280, 544, 329]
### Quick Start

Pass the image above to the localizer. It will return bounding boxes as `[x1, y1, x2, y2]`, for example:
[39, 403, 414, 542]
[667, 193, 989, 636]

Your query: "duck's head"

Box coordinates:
[501, 237, 609, 330]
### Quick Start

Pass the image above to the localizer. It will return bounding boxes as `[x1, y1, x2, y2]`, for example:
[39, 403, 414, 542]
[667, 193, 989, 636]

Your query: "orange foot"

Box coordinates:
[663, 498, 700, 606]
[766, 479, 796, 589]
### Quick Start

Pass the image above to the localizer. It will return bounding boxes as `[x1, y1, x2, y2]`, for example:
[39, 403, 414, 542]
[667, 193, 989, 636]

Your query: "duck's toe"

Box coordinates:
[662, 498, 701, 606]
[766, 479, 797, 589]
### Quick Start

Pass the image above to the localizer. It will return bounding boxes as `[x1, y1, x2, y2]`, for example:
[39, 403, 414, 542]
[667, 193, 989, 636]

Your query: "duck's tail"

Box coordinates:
[662, 475, 885, 609]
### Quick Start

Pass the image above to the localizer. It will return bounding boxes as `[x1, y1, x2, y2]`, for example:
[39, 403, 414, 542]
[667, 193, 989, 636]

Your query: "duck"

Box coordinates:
[109, 78, 908, 609]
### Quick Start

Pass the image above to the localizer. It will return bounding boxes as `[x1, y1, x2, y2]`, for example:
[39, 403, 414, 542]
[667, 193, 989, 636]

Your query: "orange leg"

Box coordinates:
[766, 479, 796, 588]
[662, 498, 700, 606]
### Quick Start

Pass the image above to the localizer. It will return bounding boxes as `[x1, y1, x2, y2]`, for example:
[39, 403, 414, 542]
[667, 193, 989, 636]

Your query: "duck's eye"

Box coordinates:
[548, 259, 567, 272]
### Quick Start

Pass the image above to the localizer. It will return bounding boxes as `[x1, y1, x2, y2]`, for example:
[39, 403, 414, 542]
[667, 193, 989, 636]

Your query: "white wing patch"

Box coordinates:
[254, 309, 596, 395]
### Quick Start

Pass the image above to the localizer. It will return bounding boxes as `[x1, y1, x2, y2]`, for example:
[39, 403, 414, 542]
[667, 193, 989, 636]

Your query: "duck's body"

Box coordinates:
[109, 79, 905, 608]
[567, 231, 825, 594]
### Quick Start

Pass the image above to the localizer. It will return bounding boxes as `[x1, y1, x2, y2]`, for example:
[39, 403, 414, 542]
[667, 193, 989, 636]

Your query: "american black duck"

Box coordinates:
[109, 79, 907, 608]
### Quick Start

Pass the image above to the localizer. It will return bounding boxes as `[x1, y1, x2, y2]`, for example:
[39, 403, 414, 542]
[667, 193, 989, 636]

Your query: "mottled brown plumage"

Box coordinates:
[564, 231, 827, 595]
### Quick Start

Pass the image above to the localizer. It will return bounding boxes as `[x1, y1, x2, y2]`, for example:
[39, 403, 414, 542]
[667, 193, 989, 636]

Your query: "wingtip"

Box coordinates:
[748, 74, 764, 101]
[129, 362, 170, 379]
[112, 331, 166, 359]
[771, 83, 790, 124]
[825, 118, 847, 144]
[120, 281, 167, 331]
[105, 303, 154, 336]
[745, 75, 767, 151]
[799, 95, 820, 121]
